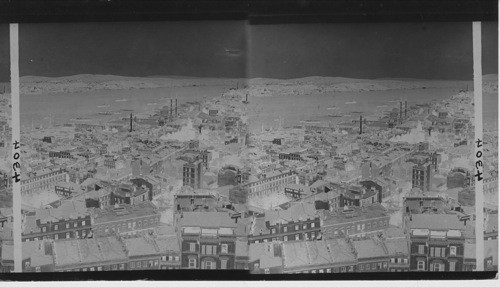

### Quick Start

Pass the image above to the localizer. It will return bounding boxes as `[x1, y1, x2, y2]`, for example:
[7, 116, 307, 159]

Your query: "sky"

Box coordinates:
[0, 21, 497, 82]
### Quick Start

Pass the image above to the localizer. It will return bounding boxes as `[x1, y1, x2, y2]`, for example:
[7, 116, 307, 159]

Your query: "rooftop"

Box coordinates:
[408, 214, 465, 230]
[91, 201, 158, 224]
[179, 212, 237, 228]
[352, 238, 389, 259]
[53, 236, 127, 268]
[322, 204, 388, 226]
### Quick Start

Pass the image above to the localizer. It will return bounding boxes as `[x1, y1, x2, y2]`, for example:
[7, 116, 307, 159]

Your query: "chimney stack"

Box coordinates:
[129, 113, 133, 132]
[170, 99, 173, 121]
[405, 101, 407, 119]
[399, 101, 403, 124]
[359, 115, 363, 134]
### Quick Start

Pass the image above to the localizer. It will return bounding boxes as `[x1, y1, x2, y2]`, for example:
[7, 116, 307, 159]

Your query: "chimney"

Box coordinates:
[175, 99, 178, 117]
[129, 113, 133, 132]
[405, 101, 407, 119]
[170, 99, 173, 120]
[359, 115, 363, 134]
[399, 102, 403, 124]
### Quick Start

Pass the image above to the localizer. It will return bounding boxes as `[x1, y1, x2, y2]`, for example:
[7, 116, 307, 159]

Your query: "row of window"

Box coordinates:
[330, 219, 389, 236]
[390, 258, 409, 264]
[416, 261, 457, 272]
[95, 217, 159, 234]
[129, 259, 159, 269]
[270, 222, 317, 234]
[187, 258, 229, 269]
[287, 265, 355, 274]
[160, 256, 180, 262]
[188, 243, 229, 254]
[416, 245, 458, 257]
[24, 229, 89, 241]
[358, 262, 387, 271]
[40, 220, 88, 233]
[253, 231, 318, 243]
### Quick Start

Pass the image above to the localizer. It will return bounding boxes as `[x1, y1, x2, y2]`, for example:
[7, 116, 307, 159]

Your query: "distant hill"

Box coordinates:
[18, 74, 496, 96]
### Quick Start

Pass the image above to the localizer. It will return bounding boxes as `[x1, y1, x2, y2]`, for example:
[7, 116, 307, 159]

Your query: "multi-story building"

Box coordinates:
[321, 204, 390, 240]
[22, 240, 55, 272]
[52, 236, 129, 272]
[407, 214, 465, 272]
[122, 233, 181, 270]
[22, 200, 92, 242]
[249, 202, 320, 243]
[130, 176, 162, 200]
[338, 184, 380, 208]
[90, 201, 160, 237]
[248, 241, 284, 274]
[353, 238, 389, 272]
[179, 212, 237, 269]
[54, 181, 83, 197]
[111, 182, 149, 205]
[284, 184, 312, 199]
[281, 238, 357, 274]
[243, 170, 297, 198]
[412, 162, 433, 192]
[183, 160, 203, 189]
[21, 168, 68, 196]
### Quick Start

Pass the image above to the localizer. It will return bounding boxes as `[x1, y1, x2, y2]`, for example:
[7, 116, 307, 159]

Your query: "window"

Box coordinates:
[202, 260, 215, 270]
[54, 225, 59, 231]
[271, 228, 276, 234]
[418, 245, 425, 254]
[319, 269, 324, 273]
[372, 263, 376, 270]
[74, 222, 77, 228]
[82, 220, 86, 226]
[130, 262, 135, 269]
[283, 226, 288, 233]
[295, 234, 300, 240]
[221, 244, 228, 254]
[326, 269, 332, 273]
[66, 223, 70, 229]
[295, 225, 299, 231]
[154, 260, 158, 266]
[341, 267, 346, 272]
[403, 259, 408, 264]
[303, 224, 307, 229]
[148, 260, 153, 267]
[137, 261, 142, 268]
[220, 259, 228, 270]
[311, 232, 316, 239]
[311, 223, 315, 228]
[450, 246, 457, 256]
[449, 261, 456, 271]
[359, 264, 364, 271]
[42, 227, 46, 233]
[189, 243, 196, 252]
[119, 264, 125, 270]
[175, 256, 179, 261]
[311, 270, 316, 273]
[54, 234, 59, 240]
[284, 236, 288, 241]
[112, 264, 117, 270]
[66, 232, 70, 239]
[417, 261, 425, 271]
[383, 262, 388, 269]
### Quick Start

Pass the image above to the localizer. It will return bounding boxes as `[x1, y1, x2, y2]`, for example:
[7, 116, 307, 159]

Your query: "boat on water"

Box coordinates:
[97, 104, 110, 108]
[345, 101, 356, 104]
[115, 98, 128, 102]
